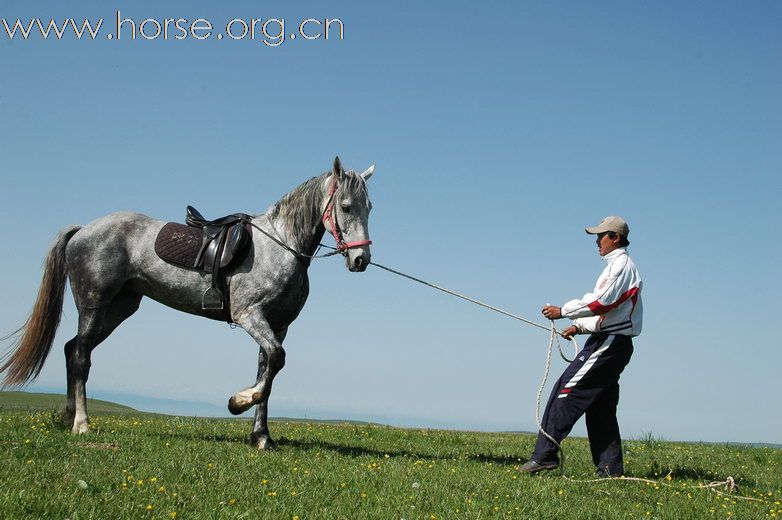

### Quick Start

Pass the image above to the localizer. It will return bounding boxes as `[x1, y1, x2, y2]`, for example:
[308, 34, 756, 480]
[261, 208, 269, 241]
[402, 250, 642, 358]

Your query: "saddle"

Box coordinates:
[154, 206, 253, 319]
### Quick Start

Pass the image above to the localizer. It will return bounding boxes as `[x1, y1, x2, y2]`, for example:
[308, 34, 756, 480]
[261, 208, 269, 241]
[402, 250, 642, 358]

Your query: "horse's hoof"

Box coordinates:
[257, 438, 277, 450]
[251, 434, 277, 451]
[71, 422, 90, 435]
[227, 396, 245, 416]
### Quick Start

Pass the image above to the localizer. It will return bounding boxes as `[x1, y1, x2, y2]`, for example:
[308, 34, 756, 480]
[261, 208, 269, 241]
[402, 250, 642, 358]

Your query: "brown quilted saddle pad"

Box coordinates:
[154, 222, 204, 269]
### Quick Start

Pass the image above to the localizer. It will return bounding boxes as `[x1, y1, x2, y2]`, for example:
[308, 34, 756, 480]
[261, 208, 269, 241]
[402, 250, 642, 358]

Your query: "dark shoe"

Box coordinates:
[517, 460, 560, 474]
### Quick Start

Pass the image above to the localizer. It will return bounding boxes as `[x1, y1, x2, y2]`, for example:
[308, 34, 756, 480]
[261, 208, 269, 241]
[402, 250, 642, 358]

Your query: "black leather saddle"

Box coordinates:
[154, 206, 253, 318]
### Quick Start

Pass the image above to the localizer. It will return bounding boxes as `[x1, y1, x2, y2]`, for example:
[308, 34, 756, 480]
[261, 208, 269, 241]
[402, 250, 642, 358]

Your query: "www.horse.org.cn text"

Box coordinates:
[2, 11, 345, 47]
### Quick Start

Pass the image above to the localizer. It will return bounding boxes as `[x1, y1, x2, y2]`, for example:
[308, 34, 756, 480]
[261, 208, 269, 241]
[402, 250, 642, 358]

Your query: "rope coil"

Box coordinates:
[535, 322, 568, 474]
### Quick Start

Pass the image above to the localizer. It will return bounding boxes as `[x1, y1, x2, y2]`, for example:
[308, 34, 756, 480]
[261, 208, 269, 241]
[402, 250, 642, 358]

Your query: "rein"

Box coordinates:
[249, 218, 336, 267]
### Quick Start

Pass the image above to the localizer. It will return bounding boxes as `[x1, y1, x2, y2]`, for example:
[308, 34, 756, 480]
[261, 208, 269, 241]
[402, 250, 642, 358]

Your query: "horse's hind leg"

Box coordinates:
[66, 290, 142, 434]
[60, 337, 78, 426]
[68, 307, 104, 434]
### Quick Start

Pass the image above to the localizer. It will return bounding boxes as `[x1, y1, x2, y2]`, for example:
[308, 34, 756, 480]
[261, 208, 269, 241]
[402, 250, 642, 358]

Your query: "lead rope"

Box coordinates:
[368, 262, 578, 361]
[367, 261, 578, 473]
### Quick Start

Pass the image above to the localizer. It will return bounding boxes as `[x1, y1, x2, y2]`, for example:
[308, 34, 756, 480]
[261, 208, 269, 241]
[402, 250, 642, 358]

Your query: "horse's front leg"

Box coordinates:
[248, 334, 287, 450]
[228, 312, 287, 449]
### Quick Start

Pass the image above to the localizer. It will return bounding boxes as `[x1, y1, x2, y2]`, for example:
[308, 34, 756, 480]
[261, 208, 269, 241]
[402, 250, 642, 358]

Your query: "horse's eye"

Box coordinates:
[341, 204, 351, 214]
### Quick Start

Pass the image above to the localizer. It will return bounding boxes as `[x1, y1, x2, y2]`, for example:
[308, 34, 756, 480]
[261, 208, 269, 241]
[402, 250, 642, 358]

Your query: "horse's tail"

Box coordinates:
[0, 225, 81, 388]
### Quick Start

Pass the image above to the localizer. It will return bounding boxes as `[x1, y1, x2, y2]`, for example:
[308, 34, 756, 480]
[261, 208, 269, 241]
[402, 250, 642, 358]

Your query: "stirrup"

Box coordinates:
[202, 287, 224, 310]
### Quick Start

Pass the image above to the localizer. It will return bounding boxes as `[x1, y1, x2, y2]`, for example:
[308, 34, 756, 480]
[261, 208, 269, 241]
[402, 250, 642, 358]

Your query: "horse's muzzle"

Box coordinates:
[348, 251, 369, 272]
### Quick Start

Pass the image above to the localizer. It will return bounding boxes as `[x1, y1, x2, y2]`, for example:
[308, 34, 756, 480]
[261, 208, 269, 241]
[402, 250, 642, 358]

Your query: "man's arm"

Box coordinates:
[561, 263, 638, 319]
[573, 316, 600, 334]
[558, 317, 600, 339]
[560, 292, 600, 319]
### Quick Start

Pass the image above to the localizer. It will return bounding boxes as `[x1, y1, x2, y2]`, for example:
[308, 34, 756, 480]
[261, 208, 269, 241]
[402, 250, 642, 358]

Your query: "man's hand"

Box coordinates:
[560, 325, 578, 340]
[541, 305, 563, 320]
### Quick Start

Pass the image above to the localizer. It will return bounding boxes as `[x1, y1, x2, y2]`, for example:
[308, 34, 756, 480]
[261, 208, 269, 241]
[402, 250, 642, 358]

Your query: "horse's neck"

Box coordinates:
[298, 218, 327, 258]
[270, 175, 329, 257]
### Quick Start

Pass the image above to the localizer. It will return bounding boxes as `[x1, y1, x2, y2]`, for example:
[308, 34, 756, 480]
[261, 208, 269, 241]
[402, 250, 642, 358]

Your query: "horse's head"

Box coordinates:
[325, 157, 374, 272]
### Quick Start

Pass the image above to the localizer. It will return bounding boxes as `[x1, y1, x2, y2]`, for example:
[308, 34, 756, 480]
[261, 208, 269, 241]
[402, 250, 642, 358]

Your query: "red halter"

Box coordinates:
[322, 175, 372, 253]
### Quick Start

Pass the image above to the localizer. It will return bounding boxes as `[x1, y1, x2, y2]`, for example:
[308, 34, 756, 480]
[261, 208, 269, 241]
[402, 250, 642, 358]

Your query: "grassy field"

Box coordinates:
[1, 392, 780, 519]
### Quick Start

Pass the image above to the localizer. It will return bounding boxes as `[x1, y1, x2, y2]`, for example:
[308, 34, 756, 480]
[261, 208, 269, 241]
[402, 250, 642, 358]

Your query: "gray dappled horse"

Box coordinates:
[0, 157, 374, 449]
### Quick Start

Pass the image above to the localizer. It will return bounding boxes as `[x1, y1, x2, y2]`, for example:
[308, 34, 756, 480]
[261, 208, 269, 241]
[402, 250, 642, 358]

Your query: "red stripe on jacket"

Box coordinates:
[587, 287, 639, 315]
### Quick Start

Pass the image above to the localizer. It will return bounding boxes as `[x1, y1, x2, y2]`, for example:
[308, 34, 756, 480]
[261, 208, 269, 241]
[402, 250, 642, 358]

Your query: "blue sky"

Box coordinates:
[1, 1, 780, 444]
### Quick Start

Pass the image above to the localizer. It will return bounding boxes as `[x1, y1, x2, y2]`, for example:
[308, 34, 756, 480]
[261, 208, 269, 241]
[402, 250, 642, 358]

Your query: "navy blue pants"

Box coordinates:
[532, 333, 633, 475]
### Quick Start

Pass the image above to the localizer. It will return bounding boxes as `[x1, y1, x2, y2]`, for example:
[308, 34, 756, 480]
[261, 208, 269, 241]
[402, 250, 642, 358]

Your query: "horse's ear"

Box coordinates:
[360, 164, 375, 181]
[333, 156, 345, 181]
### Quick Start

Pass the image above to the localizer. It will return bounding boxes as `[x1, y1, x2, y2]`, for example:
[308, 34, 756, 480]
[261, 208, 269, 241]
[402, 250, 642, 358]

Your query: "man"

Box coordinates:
[519, 216, 643, 477]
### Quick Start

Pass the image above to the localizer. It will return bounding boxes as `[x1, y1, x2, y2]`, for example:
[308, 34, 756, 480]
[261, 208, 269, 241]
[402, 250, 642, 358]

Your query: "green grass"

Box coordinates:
[1, 394, 780, 519]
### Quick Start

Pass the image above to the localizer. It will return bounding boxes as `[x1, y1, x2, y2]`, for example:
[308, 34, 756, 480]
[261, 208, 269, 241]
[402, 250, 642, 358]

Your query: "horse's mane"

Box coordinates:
[268, 170, 369, 250]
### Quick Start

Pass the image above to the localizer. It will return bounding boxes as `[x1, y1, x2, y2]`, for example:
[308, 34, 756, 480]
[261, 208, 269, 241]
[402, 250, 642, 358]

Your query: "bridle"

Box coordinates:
[250, 173, 372, 266]
[321, 174, 372, 253]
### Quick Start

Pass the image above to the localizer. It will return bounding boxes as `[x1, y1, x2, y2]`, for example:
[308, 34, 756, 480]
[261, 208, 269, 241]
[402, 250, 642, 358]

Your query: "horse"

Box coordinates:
[0, 157, 374, 449]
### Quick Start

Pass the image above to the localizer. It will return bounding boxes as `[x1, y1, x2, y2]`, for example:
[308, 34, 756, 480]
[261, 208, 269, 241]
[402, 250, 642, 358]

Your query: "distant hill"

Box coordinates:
[0, 391, 377, 426]
[0, 391, 141, 415]
[271, 416, 374, 426]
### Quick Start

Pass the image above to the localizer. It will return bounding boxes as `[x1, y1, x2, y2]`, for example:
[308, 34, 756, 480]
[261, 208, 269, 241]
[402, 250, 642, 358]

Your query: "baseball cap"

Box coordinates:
[585, 216, 630, 237]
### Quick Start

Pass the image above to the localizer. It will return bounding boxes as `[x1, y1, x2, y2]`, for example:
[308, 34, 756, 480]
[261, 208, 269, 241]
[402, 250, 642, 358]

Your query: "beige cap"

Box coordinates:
[585, 216, 629, 237]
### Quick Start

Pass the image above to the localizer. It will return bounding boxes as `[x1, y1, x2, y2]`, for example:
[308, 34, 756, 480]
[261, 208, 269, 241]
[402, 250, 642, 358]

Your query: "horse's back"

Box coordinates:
[69, 211, 162, 250]
[66, 212, 164, 290]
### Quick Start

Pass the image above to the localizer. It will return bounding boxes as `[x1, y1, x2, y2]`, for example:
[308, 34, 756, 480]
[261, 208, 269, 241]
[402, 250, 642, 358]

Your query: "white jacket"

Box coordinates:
[560, 248, 643, 337]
